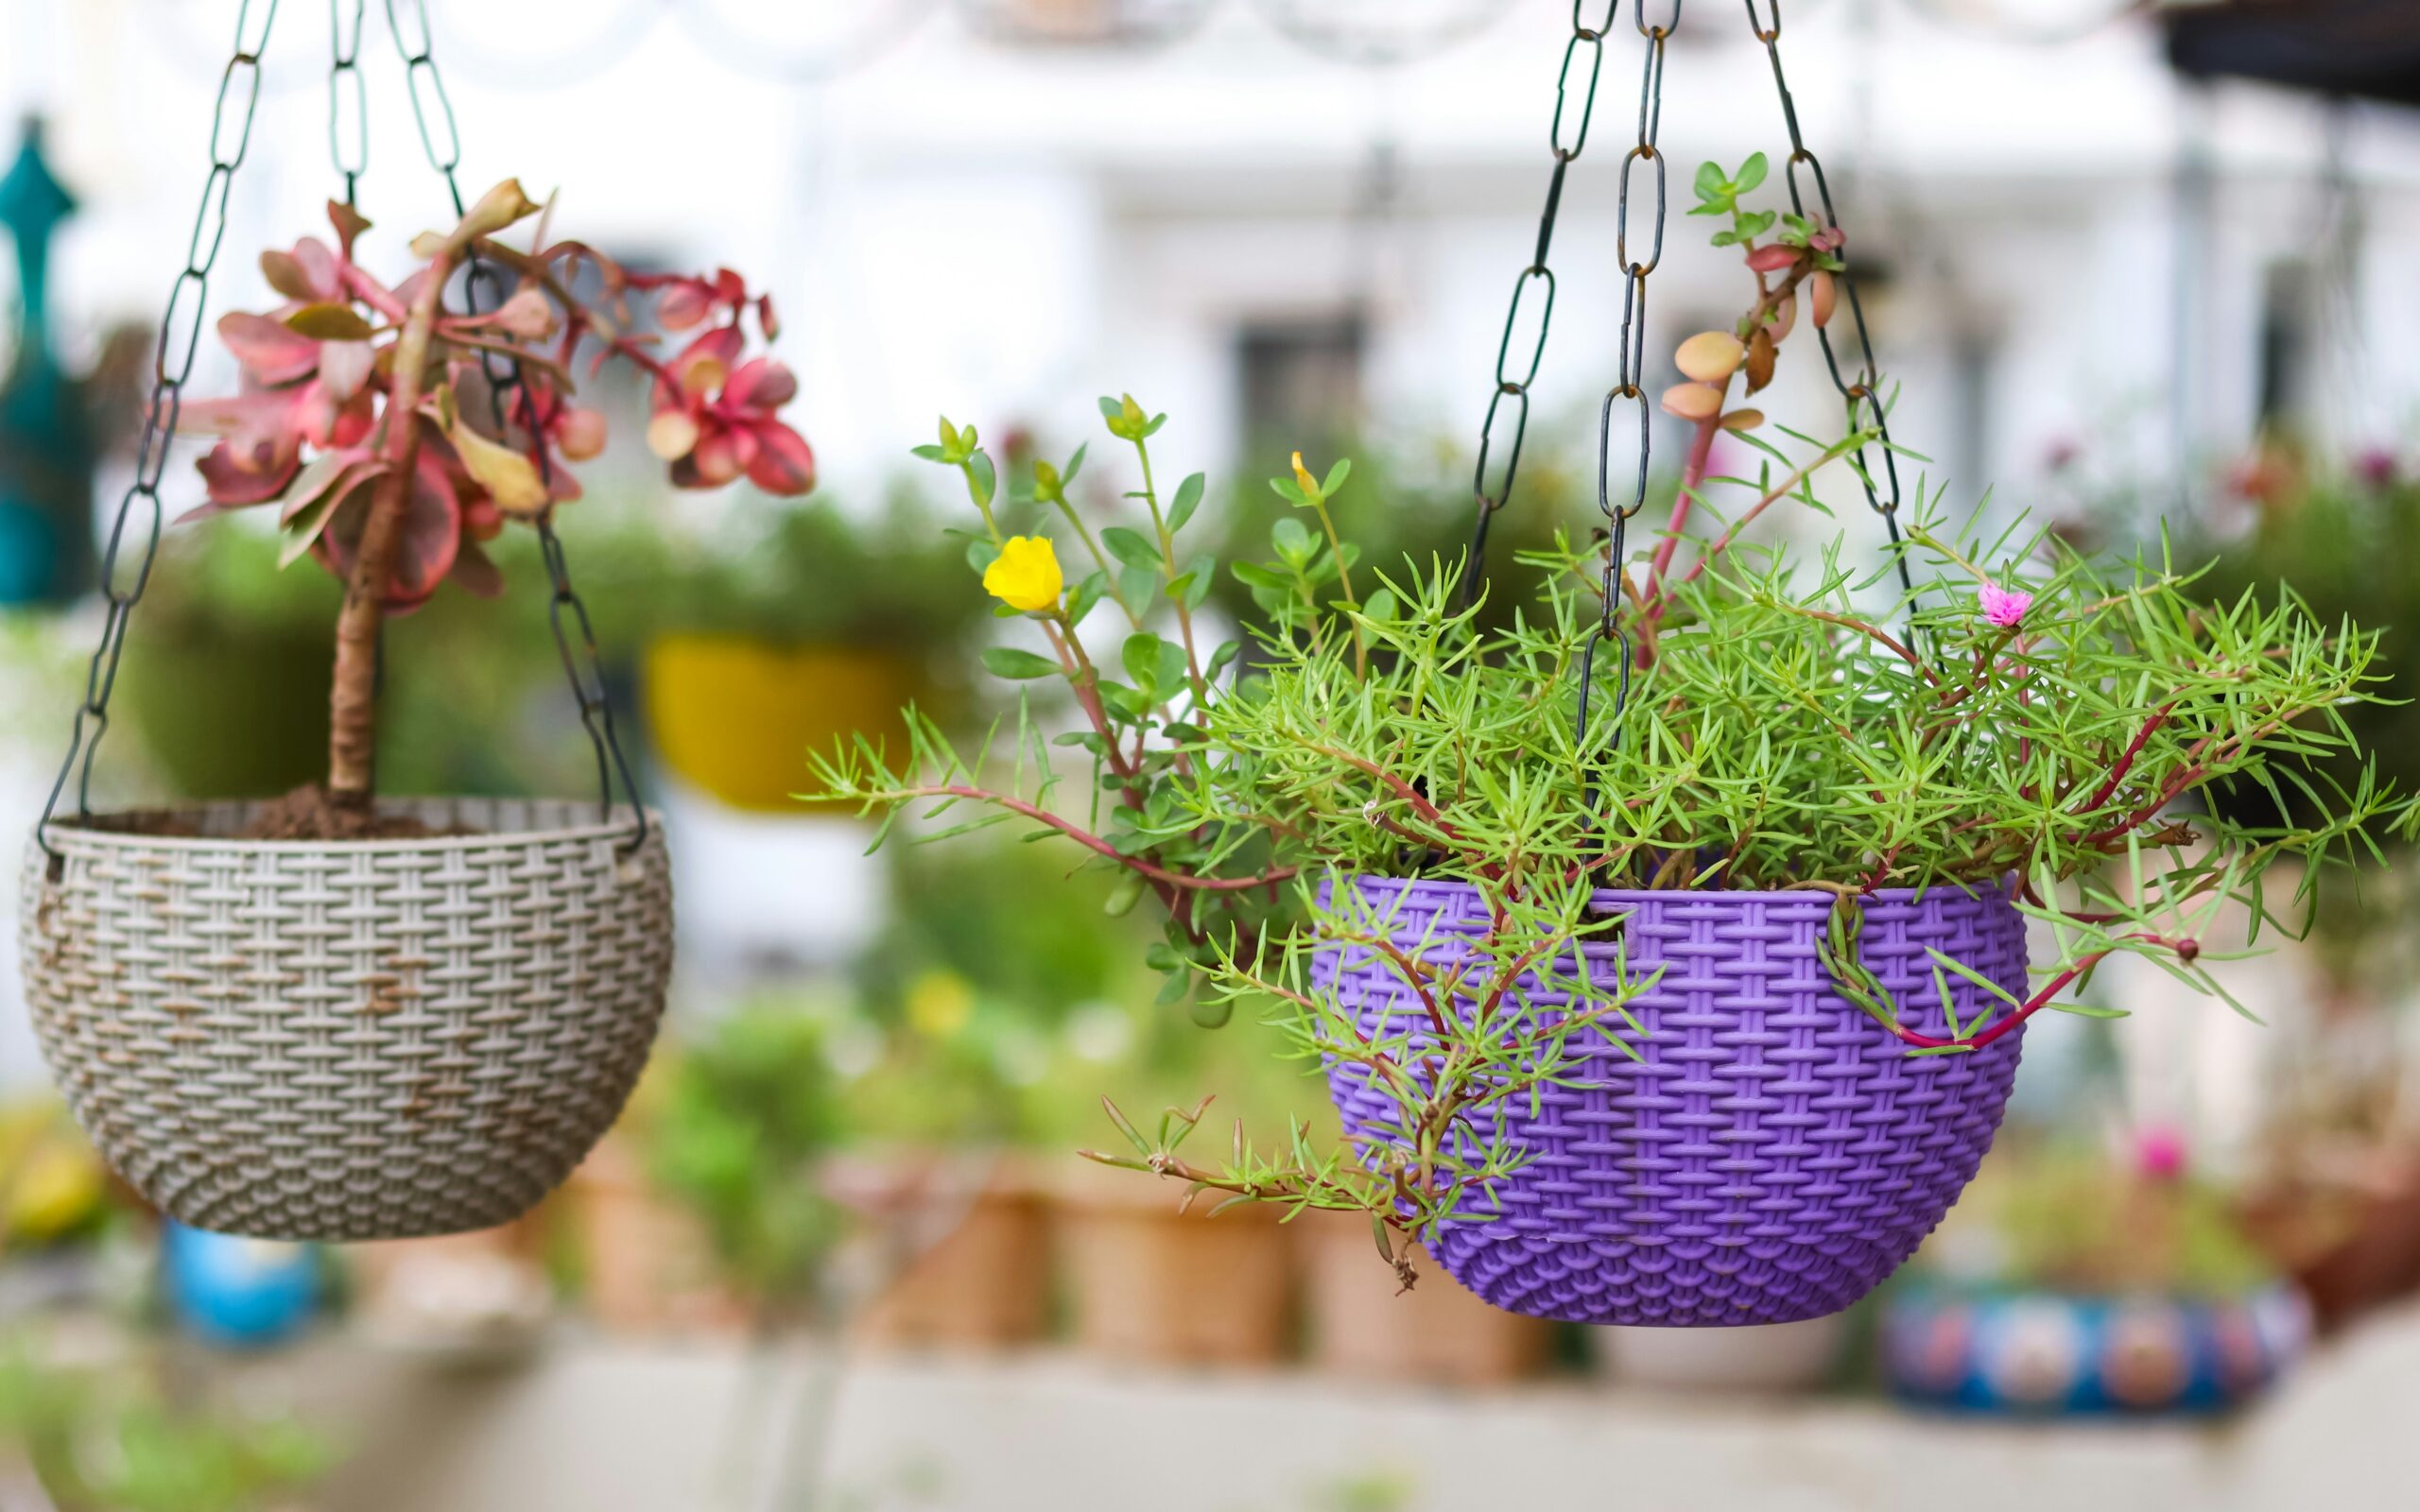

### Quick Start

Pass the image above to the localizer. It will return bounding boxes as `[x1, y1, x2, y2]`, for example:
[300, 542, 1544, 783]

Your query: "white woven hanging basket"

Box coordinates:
[18, 797, 673, 1241]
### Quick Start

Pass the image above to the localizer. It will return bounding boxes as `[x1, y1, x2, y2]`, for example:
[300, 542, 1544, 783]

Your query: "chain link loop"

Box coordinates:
[385, 0, 648, 850]
[330, 0, 369, 202]
[1571, 0, 1678, 775]
[39, 0, 284, 866]
[1743, 0, 1916, 600]
[1457, 2, 1642, 610]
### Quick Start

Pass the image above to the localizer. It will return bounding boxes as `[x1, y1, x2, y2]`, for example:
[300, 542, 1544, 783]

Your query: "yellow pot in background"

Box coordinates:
[644, 634, 924, 813]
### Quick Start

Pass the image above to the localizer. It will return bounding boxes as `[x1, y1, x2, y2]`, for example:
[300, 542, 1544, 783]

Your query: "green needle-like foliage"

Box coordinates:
[813, 159, 2411, 1273]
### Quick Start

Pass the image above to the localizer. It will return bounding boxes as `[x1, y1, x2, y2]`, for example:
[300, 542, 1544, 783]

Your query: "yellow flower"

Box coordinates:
[906, 970, 976, 1040]
[1291, 451, 1320, 499]
[983, 535, 1064, 613]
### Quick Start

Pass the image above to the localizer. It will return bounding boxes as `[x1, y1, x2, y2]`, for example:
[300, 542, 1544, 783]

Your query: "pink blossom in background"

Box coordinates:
[1979, 584, 2031, 629]
[2135, 1125, 2188, 1181]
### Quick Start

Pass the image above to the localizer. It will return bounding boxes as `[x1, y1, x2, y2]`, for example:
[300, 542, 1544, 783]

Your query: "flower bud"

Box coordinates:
[557, 406, 608, 461]
[1808, 270, 1839, 330]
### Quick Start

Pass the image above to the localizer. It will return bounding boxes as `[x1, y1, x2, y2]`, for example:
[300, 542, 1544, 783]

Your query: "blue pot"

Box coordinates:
[1880, 1283, 2309, 1415]
[162, 1221, 321, 1349]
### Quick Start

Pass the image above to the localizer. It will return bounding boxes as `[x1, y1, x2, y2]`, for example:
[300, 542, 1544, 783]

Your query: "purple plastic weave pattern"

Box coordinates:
[1316, 876, 2029, 1327]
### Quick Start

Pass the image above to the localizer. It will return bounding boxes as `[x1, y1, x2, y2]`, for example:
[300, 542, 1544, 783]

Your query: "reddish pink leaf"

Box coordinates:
[218, 312, 320, 384]
[723, 357, 797, 413]
[744, 421, 817, 496]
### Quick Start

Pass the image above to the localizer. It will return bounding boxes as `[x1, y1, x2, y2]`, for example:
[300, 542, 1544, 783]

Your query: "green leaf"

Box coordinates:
[1271, 517, 1315, 565]
[1735, 152, 1768, 194]
[966, 539, 1002, 573]
[981, 647, 1063, 680]
[966, 451, 997, 508]
[1231, 561, 1290, 592]
[1168, 472, 1207, 534]
[1177, 552, 1217, 610]
[1694, 160, 1727, 202]
[909, 443, 947, 463]
[1068, 568, 1110, 626]
[1103, 870, 1148, 917]
[1123, 632, 1170, 693]
[1322, 458, 1354, 497]
[1101, 526, 1163, 572]
[285, 301, 374, 340]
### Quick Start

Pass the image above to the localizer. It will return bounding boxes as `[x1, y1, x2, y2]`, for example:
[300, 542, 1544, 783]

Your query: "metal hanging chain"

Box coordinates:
[1573, 0, 1677, 795]
[330, 0, 368, 203]
[386, 0, 649, 850]
[37, 0, 283, 866]
[1458, 2, 1615, 610]
[1743, 0, 1917, 603]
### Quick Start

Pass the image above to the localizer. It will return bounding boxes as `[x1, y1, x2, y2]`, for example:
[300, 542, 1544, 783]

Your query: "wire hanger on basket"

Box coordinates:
[37, 0, 652, 867]
[1440, 1, 1924, 883]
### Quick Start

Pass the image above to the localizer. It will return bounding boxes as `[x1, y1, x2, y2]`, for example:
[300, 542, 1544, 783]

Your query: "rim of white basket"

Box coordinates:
[31, 799, 662, 855]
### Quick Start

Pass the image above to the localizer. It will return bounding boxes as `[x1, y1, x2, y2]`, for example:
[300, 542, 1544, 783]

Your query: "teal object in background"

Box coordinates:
[162, 1221, 323, 1349]
[0, 116, 95, 605]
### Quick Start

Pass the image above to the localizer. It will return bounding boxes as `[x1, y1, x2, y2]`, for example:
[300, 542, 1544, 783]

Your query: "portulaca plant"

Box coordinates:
[814, 157, 2411, 1280]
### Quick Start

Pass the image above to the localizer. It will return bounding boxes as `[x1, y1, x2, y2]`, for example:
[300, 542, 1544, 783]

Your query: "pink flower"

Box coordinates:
[2355, 446, 2398, 490]
[2135, 1125, 2188, 1182]
[1979, 584, 2031, 630]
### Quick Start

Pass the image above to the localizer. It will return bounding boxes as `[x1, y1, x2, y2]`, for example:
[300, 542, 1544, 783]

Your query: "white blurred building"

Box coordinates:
[4, 0, 2418, 515]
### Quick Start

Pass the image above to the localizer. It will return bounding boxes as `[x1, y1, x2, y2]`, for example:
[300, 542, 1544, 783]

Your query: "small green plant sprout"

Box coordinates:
[811, 152, 2413, 1279]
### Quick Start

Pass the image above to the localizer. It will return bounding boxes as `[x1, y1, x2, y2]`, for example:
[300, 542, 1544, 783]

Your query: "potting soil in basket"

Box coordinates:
[1316, 875, 2028, 1327]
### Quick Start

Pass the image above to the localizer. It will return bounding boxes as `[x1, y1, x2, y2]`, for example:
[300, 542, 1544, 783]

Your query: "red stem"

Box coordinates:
[2073, 702, 2176, 816]
[908, 785, 1295, 894]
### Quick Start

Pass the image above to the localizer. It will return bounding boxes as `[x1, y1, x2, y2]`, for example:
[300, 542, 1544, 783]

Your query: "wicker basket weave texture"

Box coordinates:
[19, 799, 672, 1242]
[1317, 875, 2028, 1327]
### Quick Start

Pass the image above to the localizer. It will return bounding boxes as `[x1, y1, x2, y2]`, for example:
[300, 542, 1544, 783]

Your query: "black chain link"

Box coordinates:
[1743, 0, 1917, 602]
[386, 0, 648, 851]
[329, 0, 368, 203]
[38, 0, 282, 867]
[1572, 0, 1678, 793]
[1459, 2, 1620, 610]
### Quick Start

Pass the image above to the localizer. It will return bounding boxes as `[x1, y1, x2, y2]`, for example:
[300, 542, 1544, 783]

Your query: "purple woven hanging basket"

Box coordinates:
[1315, 875, 2030, 1328]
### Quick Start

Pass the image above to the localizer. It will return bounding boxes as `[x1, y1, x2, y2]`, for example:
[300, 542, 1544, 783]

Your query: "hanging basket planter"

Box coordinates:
[20, 799, 671, 1241]
[1316, 876, 2029, 1327]
[20, 4, 815, 1242]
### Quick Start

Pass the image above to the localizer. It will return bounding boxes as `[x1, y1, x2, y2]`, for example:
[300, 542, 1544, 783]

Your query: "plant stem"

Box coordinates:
[1634, 412, 1725, 666]
[327, 249, 452, 809]
[1133, 437, 1211, 702]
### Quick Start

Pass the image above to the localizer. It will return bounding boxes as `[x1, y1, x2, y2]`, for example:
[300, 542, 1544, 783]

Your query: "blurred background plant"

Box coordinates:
[0, 1337, 333, 1512]
[1917, 1132, 2278, 1299]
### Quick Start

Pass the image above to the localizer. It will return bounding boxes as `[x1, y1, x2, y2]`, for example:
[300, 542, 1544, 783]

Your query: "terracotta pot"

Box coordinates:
[1299, 1211, 1549, 1384]
[1057, 1172, 1292, 1367]
[563, 1133, 747, 1335]
[642, 635, 922, 812]
[834, 1156, 1052, 1352]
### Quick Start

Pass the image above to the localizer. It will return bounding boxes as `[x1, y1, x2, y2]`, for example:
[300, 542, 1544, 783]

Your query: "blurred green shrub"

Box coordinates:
[0, 1340, 333, 1512]
[645, 1005, 848, 1321]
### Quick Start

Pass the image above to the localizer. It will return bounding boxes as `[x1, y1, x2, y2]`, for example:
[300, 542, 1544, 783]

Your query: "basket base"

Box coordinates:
[1433, 1230, 1919, 1327]
[22, 797, 674, 1244]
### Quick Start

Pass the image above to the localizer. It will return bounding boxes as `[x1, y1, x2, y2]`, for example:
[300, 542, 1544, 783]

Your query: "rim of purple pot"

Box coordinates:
[1327, 870, 2020, 910]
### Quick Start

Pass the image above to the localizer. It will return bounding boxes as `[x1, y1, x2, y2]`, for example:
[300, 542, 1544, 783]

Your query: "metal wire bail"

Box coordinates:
[382, 0, 649, 850]
[37, 0, 285, 867]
